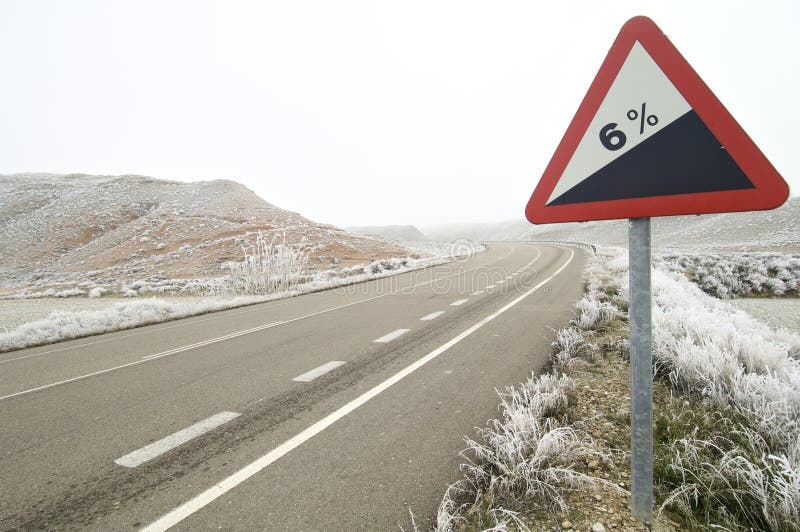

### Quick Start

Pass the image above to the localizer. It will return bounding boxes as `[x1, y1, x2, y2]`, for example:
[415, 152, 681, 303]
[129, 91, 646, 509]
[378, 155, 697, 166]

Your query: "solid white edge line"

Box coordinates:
[141, 247, 574, 532]
[141, 321, 284, 359]
[115, 412, 240, 468]
[0, 321, 278, 402]
[450, 299, 469, 306]
[292, 361, 346, 382]
[373, 329, 411, 343]
[419, 311, 445, 321]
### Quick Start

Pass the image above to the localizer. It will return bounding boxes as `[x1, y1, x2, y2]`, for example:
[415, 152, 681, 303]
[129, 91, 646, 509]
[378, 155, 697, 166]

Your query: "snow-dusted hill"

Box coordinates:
[0, 173, 410, 293]
[424, 197, 800, 252]
[345, 224, 429, 242]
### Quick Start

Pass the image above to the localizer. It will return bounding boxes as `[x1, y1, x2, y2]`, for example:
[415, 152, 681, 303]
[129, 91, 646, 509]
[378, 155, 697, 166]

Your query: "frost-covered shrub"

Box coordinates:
[370, 258, 410, 274]
[574, 293, 620, 330]
[54, 288, 86, 298]
[551, 326, 591, 371]
[308, 256, 445, 288]
[436, 374, 607, 531]
[1, 287, 87, 299]
[128, 280, 147, 291]
[88, 287, 106, 298]
[219, 232, 308, 296]
[659, 252, 800, 298]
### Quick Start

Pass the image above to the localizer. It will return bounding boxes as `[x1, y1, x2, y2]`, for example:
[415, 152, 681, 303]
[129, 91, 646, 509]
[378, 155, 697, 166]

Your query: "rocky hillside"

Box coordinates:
[424, 197, 800, 253]
[0, 173, 410, 293]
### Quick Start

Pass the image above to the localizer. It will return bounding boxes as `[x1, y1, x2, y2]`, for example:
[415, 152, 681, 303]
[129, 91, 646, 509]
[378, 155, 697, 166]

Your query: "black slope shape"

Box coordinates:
[547, 110, 755, 206]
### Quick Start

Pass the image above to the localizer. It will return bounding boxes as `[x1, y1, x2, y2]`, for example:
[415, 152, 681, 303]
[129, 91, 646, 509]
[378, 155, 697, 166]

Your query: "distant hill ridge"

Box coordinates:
[345, 225, 429, 242]
[0, 173, 409, 290]
[423, 197, 800, 253]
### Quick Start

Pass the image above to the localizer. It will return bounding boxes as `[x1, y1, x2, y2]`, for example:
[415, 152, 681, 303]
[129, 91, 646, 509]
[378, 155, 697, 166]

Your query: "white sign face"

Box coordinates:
[546, 42, 691, 205]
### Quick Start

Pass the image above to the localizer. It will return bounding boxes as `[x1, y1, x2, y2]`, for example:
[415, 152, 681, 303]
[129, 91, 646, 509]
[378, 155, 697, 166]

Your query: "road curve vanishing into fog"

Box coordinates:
[0, 243, 587, 530]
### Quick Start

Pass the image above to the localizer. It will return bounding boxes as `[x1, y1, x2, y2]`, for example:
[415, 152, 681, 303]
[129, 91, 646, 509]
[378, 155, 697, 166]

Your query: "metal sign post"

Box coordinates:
[628, 217, 653, 521]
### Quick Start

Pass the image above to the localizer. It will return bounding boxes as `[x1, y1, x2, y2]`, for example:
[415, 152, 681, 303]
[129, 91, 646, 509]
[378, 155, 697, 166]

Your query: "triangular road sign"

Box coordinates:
[526, 16, 789, 224]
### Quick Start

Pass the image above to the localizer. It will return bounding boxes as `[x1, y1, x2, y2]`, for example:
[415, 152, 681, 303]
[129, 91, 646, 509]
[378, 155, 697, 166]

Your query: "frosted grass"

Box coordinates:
[435, 373, 611, 531]
[598, 247, 800, 529]
[658, 252, 800, 298]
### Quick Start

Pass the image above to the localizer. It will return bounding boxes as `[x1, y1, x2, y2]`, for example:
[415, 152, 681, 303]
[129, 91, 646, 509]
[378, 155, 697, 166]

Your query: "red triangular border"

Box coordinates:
[525, 16, 789, 224]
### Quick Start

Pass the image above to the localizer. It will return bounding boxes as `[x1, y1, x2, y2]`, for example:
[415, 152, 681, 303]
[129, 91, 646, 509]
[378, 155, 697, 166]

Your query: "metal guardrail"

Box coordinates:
[481, 240, 597, 255]
[532, 240, 597, 255]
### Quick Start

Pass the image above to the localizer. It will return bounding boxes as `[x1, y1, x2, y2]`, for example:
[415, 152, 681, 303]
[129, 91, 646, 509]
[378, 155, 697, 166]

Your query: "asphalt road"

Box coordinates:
[0, 243, 587, 531]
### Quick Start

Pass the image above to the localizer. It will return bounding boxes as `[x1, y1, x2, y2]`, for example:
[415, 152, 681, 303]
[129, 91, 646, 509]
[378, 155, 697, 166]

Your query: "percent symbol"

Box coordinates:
[627, 102, 659, 134]
[599, 102, 660, 151]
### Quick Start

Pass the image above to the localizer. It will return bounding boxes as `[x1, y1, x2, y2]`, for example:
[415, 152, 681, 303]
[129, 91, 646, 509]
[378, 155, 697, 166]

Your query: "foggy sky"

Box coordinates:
[1, 0, 796, 227]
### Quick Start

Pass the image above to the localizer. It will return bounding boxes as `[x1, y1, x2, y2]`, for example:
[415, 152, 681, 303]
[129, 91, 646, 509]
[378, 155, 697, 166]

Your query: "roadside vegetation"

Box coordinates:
[216, 233, 309, 296]
[657, 252, 800, 298]
[435, 248, 800, 531]
[0, 235, 483, 352]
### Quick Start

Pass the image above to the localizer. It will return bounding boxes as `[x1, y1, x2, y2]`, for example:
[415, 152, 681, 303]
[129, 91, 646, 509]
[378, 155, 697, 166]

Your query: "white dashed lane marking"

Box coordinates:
[373, 329, 411, 343]
[114, 411, 240, 468]
[450, 299, 469, 306]
[420, 311, 445, 321]
[292, 361, 346, 382]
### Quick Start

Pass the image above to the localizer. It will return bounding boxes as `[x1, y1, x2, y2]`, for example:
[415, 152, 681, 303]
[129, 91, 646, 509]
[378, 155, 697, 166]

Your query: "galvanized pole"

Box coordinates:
[629, 217, 653, 522]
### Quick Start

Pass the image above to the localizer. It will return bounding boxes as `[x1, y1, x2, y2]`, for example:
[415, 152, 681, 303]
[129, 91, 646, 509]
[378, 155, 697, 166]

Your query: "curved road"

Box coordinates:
[0, 243, 587, 530]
